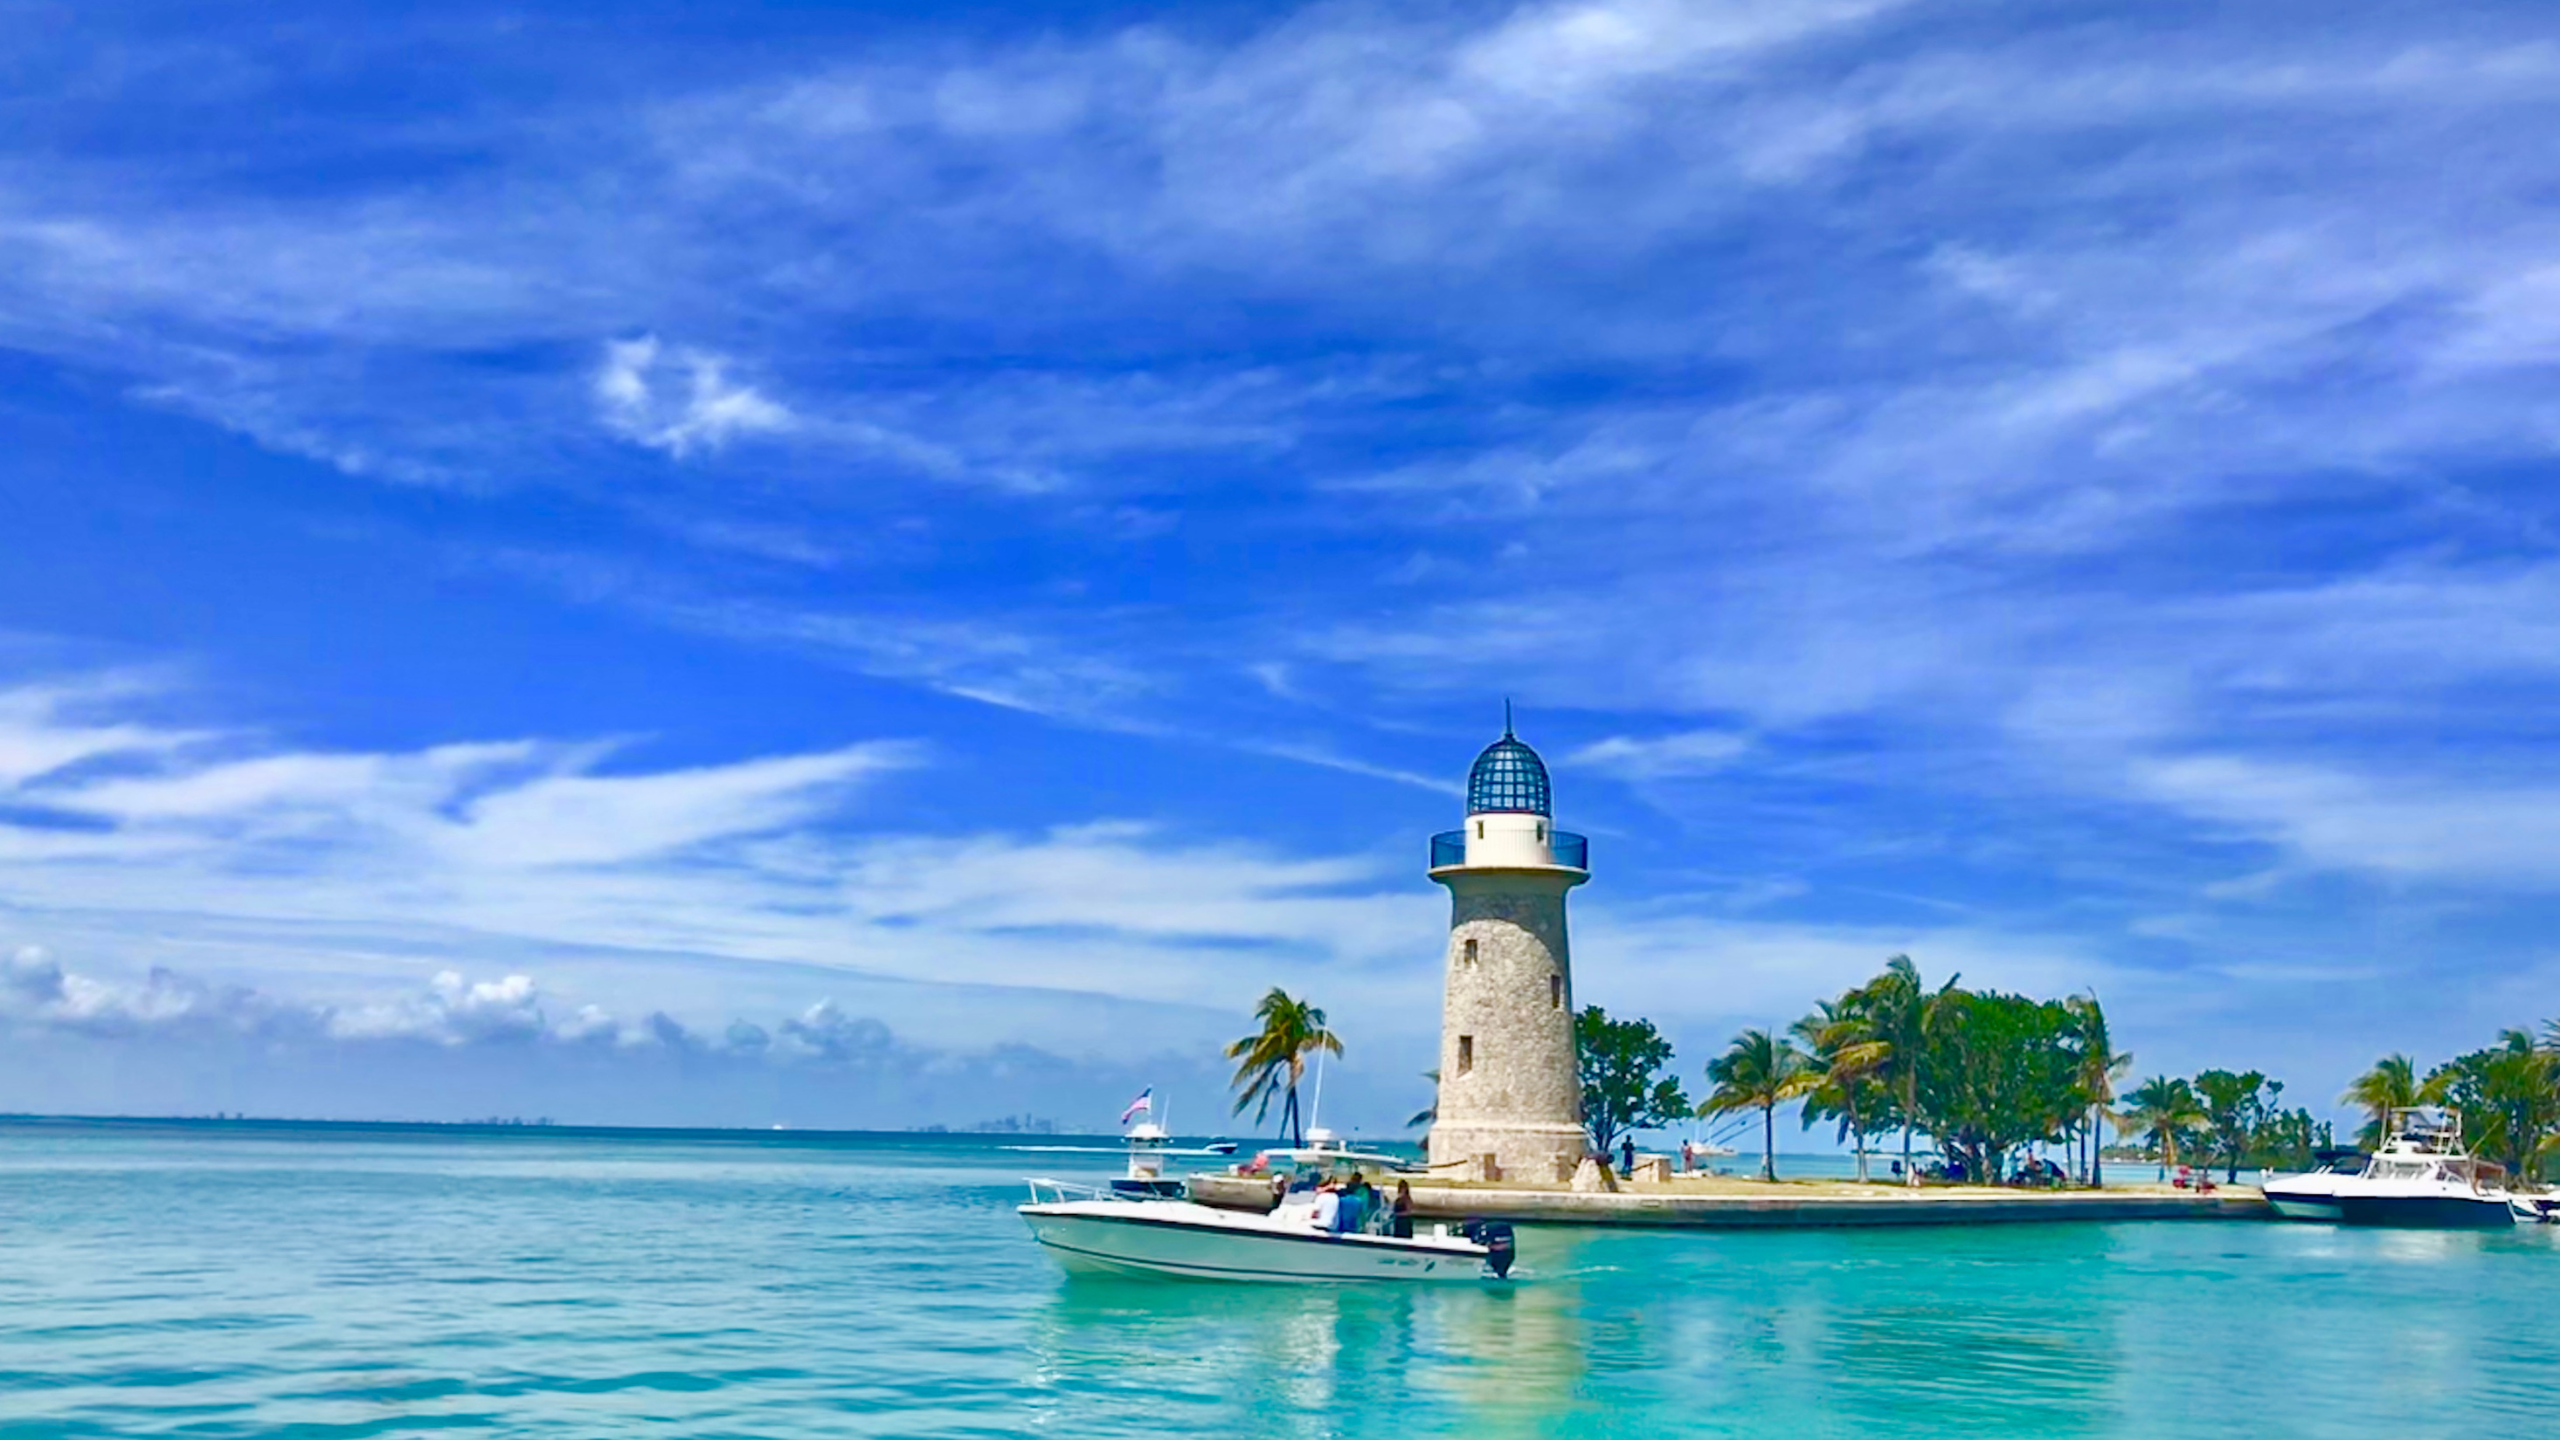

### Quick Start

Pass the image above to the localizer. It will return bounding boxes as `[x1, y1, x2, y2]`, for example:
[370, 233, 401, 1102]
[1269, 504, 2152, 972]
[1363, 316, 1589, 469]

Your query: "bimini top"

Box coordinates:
[1467, 729, 1551, 817]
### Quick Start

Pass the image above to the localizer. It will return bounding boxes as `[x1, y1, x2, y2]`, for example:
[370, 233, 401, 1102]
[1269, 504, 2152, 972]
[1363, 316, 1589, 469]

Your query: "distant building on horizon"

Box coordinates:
[1425, 715, 1589, 1182]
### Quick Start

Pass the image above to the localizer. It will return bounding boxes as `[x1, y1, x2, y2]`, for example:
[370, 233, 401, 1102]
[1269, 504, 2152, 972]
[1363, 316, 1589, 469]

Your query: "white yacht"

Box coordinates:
[1018, 1179, 1514, 1283]
[2264, 1110, 2517, 1228]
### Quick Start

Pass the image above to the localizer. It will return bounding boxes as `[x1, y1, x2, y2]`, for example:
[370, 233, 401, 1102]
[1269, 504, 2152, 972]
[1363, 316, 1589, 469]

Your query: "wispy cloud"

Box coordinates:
[1567, 728, 1751, 781]
[0, 675, 1429, 1029]
[2134, 754, 2560, 889]
[11, 1, 2560, 1118]
[0, 678, 209, 788]
[595, 336, 793, 458]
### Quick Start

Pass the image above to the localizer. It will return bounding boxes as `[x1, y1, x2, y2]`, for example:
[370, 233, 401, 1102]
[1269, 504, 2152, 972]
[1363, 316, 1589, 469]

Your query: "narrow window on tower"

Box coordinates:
[1476, 820, 1484, 839]
[1551, 974, 1562, 1009]
[1462, 937, 1478, 966]
[1457, 1036, 1474, 1074]
[1537, 823, 1546, 842]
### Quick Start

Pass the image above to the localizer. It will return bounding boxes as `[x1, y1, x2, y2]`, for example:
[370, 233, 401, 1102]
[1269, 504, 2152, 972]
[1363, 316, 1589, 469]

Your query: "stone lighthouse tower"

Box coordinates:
[1425, 713, 1590, 1182]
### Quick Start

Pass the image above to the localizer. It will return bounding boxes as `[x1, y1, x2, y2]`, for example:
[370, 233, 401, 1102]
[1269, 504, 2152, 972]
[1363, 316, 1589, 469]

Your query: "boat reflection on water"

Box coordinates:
[1022, 1230, 1604, 1435]
[1409, 1238, 1600, 1439]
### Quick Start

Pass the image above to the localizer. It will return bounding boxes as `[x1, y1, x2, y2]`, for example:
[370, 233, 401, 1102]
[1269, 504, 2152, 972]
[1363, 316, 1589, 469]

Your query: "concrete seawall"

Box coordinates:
[1187, 1173, 2272, 1227]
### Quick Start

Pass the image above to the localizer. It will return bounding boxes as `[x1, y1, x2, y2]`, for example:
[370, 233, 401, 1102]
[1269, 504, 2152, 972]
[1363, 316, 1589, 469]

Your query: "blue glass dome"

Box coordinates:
[1468, 732, 1551, 816]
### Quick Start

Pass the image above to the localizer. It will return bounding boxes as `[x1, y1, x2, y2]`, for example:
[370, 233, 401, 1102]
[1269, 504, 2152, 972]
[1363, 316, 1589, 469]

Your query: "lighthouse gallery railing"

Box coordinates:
[1429, 829, 1587, 870]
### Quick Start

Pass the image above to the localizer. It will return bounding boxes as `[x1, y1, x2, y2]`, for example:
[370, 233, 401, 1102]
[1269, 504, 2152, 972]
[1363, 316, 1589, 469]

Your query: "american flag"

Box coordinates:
[1118, 1088, 1152, 1124]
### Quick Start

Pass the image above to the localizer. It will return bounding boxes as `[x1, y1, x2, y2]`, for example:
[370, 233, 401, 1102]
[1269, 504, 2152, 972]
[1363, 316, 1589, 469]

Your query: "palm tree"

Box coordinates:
[1853, 954, 1959, 1174]
[1407, 1070, 1439, 1130]
[2340, 1053, 2431, 1148]
[2118, 1075, 2206, 1179]
[1224, 988, 1343, 1147]
[1701, 1028, 1820, 1182]
[2066, 993, 2132, 1187]
[1792, 999, 1891, 1182]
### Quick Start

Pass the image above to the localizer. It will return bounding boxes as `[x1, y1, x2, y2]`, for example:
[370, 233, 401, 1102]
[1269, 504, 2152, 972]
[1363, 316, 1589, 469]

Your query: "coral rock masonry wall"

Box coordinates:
[1426, 868, 1588, 1180]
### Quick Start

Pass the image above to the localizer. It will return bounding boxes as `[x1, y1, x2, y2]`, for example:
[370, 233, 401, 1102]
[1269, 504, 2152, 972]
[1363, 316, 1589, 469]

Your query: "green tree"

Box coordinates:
[1577, 1007, 1691, 1161]
[1793, 998, 1892, 1181]
[2193, 1068, 2269, 1182]
[1700, 1028, 1818, 1182]
[1852, 955, 1961, 1174]
[1223, 988, 1343, 1147]
[2065, 993, 2132, 1187]
[2340, 1053, 2431, 1149]
[2249, 1103, 2329, 1169]
[2119, 1075, 2207, 1179]
[2429, 1031, 2560, 1183]
[1913, 990, 2082, 1182]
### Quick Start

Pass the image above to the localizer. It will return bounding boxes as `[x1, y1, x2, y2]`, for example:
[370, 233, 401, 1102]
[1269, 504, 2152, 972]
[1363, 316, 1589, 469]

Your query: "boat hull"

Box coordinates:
[2265, 1166, 2516, 1228]
[2331, 1192, 2516, 1228]
[2262, 1175, 2344, 1222]
[1021, 1202, 1496, 1283]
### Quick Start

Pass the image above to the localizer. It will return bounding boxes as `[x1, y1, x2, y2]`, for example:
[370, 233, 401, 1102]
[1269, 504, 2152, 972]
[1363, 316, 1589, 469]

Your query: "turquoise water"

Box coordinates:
[4, 1122, 2555, 1438]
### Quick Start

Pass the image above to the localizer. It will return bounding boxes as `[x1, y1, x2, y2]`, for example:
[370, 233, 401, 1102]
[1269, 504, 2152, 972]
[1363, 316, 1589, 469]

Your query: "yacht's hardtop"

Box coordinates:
[2354, 1109, 2506, 1186]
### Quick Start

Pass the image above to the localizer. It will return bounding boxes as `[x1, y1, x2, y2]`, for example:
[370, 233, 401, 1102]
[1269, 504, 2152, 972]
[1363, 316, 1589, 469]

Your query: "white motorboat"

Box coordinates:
[1019, 1179, 1515, 1283]
[1233, 1130, 1422, 1181]
[2261, 1145, 2369, 1222]
[2264, 1109, 2516, 1228]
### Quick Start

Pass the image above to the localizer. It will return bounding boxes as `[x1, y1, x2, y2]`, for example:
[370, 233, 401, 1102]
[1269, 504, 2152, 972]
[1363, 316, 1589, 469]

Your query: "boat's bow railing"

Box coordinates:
[1023, 1177, 1121, 1205]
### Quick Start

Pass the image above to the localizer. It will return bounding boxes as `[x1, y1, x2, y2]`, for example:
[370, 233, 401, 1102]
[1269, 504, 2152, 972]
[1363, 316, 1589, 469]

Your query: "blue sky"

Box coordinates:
[5, 0, 2560, 1135]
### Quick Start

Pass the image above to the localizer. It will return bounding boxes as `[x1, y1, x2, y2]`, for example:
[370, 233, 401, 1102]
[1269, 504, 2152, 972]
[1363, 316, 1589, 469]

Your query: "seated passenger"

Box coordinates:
[1335, 1180, 1366, 1234]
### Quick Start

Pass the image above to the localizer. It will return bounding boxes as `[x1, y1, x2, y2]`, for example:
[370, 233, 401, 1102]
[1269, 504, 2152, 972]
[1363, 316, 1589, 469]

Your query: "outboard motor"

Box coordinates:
[1460, 1220, 1516, 1278]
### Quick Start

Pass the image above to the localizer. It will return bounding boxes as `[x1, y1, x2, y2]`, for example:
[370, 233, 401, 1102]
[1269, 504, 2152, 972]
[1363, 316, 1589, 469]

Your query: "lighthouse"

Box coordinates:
[1425, 713, 1590, 1182]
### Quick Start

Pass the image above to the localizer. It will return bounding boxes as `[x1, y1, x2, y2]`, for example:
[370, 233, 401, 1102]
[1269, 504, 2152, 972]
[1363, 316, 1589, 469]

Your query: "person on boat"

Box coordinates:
[1341, 1175, 1374, 1234]
[1390, 1181, 1415, 1239]
[1311, 1181, 1342, 1232]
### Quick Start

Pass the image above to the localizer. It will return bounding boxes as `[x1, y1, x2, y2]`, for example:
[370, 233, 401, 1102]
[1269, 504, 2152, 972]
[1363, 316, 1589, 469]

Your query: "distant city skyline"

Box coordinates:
[7, 0, 2560, 1133]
